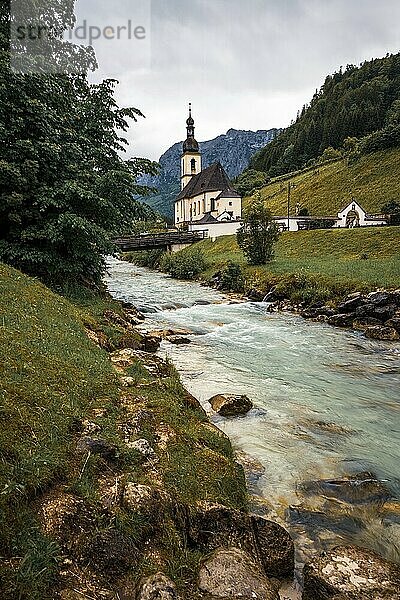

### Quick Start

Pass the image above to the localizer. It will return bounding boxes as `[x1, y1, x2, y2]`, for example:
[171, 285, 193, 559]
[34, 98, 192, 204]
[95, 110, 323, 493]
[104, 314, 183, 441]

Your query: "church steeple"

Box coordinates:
[181, 103, 201, 190]
[183, 103, 199, 153]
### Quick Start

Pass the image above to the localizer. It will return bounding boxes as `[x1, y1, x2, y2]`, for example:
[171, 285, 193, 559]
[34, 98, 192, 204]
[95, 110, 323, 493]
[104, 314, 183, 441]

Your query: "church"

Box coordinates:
[174, 105, 242, 239]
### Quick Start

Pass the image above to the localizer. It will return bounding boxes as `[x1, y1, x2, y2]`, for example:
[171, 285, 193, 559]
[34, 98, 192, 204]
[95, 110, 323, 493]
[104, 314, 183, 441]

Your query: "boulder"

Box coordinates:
[209, 394, 253, 417]
[167, 335, 192, 345]
[337, 295, 366, 313]
[198, 547, 279, 599]
[366, 291, 395, 306]
[385, 316, 400, 334]
[300, 472, 391, 505]
[327, 313, 356, 328]
[235, 450, 266, 487]
[127, 438, 159, 462]
[76, 436, 118, 461]
[142, 335, 161, 353]
[186, 502, 252, 552]
[114, 332, 143, 351]
[251, 515, 295, 579]
[303, 545, 400, 600]
[352, 317, 382, 331]
[371, 304, 398, 322]
[136, 573, 179, 600]
[354, 301, 397, 322]
[364, 325, 400, 341]
[120, 376, 135, 387]
[393, 290, 400, 307]
[300, 309, 319, 320]
[122, 483, 165, 521]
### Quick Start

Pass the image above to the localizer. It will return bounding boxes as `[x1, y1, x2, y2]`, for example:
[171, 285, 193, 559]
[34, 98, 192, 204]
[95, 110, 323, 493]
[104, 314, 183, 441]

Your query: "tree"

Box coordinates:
[0, 1, 158, 287]
[237, 197, 280, 265]
[382, 201, 400, 225]
[234, 169, 269, 196]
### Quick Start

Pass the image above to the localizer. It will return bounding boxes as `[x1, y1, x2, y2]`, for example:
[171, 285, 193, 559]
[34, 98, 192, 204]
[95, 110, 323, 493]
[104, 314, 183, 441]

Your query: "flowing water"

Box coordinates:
[105, 257, 400, 581]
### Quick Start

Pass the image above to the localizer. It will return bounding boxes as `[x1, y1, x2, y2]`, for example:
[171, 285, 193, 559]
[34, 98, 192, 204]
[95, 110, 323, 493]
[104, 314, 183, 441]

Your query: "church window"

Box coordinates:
[191, 158, 196, 172]
[210, 198, 216, 211]
[198, 200, 200, 214]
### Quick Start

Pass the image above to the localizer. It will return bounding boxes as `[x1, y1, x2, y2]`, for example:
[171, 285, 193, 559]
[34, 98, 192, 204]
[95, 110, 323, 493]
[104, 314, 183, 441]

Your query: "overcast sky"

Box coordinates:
[74, 0, 400, 161]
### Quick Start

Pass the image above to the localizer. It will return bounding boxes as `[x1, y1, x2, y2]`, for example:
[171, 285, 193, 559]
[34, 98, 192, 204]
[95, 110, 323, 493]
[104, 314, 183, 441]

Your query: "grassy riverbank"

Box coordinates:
[126, 227, 400, 304]
[0, 263, 246, 599]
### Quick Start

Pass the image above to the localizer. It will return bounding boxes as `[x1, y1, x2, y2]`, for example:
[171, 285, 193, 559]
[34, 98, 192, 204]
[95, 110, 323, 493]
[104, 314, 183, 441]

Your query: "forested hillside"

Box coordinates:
[251, 53, 400, 176]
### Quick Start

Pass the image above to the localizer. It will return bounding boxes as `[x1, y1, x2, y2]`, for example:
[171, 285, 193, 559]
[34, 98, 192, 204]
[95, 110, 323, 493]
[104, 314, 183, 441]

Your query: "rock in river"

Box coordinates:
[167, 335, 192, 345]
[300, 471, 391, 505]
[198, 547, 279, 599]
[208, 393, 253, 417]
[364, 325, 399, 341]
[303, 545, 400, 600]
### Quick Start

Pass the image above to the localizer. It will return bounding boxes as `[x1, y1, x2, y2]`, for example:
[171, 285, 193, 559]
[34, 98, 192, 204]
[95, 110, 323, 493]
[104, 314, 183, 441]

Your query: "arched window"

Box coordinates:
[191, 158, 196, 172]
[210, 198, 216, 212]
[198, 200, 200, 214]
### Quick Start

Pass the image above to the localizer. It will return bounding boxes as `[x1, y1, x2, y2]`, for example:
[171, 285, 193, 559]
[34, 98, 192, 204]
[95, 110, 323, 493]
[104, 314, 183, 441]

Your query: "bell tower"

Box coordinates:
[181, 103, 202, 190]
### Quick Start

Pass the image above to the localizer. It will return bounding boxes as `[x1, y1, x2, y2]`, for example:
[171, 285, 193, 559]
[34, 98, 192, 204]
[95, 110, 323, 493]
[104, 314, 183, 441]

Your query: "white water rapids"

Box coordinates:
[105, 257, 400, 584]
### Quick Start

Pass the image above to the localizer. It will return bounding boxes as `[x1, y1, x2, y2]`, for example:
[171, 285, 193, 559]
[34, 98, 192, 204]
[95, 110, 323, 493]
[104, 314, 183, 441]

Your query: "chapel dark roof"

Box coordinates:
[194, 212, 219, 224]
[215, 189, 241, 200]
[176, 162, 239, 201]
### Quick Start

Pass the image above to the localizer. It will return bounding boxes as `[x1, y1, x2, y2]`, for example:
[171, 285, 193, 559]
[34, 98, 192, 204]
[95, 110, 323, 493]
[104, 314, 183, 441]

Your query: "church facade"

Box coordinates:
[174, 105, 242, 238]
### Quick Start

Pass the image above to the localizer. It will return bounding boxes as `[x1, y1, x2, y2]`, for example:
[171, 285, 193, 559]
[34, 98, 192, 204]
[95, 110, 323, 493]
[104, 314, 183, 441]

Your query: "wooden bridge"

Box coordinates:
[114, 230, 207, 252]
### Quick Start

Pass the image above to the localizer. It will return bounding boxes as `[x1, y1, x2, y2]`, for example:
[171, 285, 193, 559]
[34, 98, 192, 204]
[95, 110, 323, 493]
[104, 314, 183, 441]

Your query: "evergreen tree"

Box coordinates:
[251, 53, 400, 176]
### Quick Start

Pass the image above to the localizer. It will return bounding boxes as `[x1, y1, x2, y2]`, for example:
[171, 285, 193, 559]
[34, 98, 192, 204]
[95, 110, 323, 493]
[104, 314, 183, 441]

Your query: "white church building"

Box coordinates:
[174, 105, 242, 239]
[173, 105, 387, 238]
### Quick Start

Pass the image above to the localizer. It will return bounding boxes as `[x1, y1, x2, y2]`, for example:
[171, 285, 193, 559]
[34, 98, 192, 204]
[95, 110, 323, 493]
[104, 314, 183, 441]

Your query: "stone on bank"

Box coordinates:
[303, 545, 400, 600]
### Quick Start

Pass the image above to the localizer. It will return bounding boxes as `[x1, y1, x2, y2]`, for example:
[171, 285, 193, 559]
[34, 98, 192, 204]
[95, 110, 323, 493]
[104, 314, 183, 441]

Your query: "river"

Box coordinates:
[105, 257, 400, 578]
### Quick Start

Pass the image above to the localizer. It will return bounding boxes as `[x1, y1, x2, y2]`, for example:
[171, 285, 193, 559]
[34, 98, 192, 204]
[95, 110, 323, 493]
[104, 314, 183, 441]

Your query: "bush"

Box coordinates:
[237, 198, 280, 265]
[381, 201, 400, 226]
[234, 169, 270, 196]
[218, 262, 245, 292]
[160, 248, 207, 280]
[124, 249, 165, 268]
[318, 146, 342, 163]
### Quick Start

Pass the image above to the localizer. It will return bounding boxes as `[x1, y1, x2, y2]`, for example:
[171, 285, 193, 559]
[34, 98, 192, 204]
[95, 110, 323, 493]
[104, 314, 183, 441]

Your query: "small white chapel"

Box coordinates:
[174, 105, 242, 239]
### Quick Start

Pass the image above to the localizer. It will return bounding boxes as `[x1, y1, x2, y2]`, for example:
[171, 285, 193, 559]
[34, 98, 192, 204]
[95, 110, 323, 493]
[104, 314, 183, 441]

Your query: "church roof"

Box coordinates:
[183, 137, 199, 152]
[215, 189, 241, 200]
[194, 212, 219, 224]
[176, 162, 238, 201]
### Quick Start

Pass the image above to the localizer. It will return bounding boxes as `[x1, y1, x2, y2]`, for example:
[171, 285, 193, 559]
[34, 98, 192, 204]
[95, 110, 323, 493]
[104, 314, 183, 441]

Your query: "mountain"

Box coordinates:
[251, 52, 400, 177]
[140, 128, 280, 219]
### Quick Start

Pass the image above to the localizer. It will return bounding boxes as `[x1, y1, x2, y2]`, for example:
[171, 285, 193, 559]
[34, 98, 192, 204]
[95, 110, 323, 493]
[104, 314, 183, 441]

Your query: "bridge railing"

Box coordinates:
[113, 230, 208, 251]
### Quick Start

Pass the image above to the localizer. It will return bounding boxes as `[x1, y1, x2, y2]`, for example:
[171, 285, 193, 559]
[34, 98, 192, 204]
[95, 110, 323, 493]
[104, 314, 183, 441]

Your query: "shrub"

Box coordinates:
[237, 199, 280, 265]
[218, 261, 245, 292]
[160, 248, 206, 280]
[124, 249, 165, 268]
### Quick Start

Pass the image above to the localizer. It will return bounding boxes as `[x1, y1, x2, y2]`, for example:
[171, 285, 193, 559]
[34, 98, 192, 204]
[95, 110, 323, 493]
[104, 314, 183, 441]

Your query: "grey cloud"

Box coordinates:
[80, 0, 400, 159]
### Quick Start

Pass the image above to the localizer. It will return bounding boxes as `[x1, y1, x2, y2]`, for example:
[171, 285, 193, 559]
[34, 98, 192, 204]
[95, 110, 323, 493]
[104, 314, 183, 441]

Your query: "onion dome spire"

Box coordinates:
[183, 102, 199, 153]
